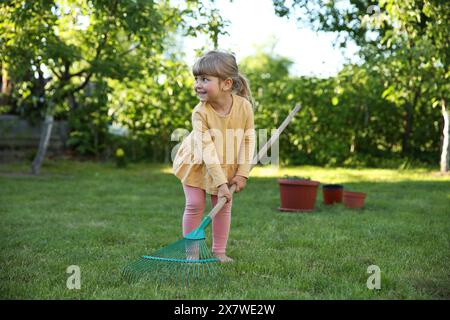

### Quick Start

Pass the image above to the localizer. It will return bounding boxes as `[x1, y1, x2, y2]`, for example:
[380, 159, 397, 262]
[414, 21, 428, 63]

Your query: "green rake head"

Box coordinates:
[122, 218, 220, 285]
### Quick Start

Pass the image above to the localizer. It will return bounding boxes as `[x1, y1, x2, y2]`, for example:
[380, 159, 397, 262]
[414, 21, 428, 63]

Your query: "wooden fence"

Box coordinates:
[0, 115, 68, 162]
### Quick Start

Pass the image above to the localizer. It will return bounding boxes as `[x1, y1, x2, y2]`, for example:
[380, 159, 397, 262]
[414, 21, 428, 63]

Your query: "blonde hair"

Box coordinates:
[193, 50, 253, 104]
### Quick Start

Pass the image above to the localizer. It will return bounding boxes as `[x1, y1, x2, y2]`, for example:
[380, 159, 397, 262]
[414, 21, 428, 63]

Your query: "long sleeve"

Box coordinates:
[236, 106, 256, 178]
[192, 111, 228, 188]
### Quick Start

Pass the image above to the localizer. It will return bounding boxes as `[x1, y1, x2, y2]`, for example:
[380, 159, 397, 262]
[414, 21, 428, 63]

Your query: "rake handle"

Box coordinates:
[207, 103, 302, 221]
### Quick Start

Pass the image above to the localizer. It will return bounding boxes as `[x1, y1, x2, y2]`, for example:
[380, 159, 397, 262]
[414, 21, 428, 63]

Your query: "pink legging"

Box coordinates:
[182, 184, 232, 254]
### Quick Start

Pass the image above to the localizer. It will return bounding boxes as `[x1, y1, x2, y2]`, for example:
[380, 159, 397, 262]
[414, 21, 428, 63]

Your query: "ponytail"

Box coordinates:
[234, 73, 254, 106]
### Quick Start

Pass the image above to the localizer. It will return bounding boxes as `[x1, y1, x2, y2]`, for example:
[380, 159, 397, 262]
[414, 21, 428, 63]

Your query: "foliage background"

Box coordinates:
[0, 0, 448, 169]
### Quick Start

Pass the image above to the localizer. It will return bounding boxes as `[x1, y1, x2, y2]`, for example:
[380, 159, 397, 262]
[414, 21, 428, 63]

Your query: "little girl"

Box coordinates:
[172, 50, 255, 263]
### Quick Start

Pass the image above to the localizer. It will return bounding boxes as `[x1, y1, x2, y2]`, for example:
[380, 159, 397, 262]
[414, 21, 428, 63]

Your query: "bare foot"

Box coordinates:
[186, 254, 199, 261]
[213, 252, 234, 263]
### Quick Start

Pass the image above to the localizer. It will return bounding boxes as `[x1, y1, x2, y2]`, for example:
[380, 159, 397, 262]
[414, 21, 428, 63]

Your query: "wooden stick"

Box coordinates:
[208, 103, 302, 220]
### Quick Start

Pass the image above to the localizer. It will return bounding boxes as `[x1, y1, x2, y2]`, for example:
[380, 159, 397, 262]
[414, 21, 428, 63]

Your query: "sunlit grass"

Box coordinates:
[250, 165, 434, 183]
[1, 159, 449, 299]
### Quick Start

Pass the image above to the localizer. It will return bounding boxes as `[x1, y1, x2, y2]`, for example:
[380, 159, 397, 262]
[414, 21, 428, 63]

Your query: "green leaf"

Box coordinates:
[331, 96, 339, 106]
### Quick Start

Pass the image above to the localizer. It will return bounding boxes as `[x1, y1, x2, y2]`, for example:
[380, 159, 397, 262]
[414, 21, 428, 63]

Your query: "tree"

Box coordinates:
[0, 0, 219, 174]
[107, 55, 198, 162]
[272, 0, 449, 170]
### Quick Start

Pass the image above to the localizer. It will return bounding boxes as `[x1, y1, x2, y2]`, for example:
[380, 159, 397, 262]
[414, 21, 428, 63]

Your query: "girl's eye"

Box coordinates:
[194, 76, 209, 82]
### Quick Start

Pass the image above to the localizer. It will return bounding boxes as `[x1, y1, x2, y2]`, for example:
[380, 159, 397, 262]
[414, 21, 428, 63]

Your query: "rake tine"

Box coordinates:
[122, 238, 220, 286]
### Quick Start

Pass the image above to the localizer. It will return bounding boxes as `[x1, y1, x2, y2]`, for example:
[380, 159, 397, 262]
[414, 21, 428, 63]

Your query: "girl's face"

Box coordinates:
[194, 75, 231, 102]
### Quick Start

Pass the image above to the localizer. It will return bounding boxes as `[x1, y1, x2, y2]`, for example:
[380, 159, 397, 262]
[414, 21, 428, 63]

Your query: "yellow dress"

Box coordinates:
[173, 94, 255, 195]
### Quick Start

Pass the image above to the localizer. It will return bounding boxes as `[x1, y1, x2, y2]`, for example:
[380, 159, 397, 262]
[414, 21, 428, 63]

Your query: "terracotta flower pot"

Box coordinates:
[278, 178, 320, 212]
[322, 184, 344, 205]
[343, 191, 366, 209]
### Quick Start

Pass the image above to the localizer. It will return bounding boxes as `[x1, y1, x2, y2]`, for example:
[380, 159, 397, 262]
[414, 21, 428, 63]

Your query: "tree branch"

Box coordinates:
[69, 68, 89, 78]
[50, 67, 62, 80]
[72, 72, 93, 94]
[119, 42, 141, 57]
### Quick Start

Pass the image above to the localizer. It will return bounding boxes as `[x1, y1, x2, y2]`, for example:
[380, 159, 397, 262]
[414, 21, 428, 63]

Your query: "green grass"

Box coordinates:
[1, 160, 449, 299]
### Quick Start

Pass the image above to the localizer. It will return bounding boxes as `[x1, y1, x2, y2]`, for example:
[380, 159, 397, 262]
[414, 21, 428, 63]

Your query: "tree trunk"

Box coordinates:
[402, 102, 413, 155]
[402, 88, 421, 155]
[1, 64, 12, 105]
[440, 99, 449, 173]
[31, 109, 54, 175]
[67, 92, 78, 110]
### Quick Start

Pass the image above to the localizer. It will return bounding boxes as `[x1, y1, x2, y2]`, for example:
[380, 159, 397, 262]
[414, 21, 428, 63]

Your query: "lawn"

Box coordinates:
[1, 160, 449, 299]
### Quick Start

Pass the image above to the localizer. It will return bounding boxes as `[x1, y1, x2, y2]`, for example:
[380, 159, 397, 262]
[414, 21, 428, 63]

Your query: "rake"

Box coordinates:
[122, 103, 302, 284]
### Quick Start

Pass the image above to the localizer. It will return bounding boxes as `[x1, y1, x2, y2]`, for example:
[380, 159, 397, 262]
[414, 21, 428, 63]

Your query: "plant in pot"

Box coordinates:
[278, 176, 320, 212]
[322, 184, 344, 205]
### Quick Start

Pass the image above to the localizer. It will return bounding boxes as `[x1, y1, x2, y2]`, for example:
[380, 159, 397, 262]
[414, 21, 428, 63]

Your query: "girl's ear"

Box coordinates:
[221, 78, 233, 91]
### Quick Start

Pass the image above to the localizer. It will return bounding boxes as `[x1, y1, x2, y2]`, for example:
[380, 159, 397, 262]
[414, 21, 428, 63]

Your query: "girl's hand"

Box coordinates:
[230, 175, 247, 193]
[218, 183, 232, 203]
